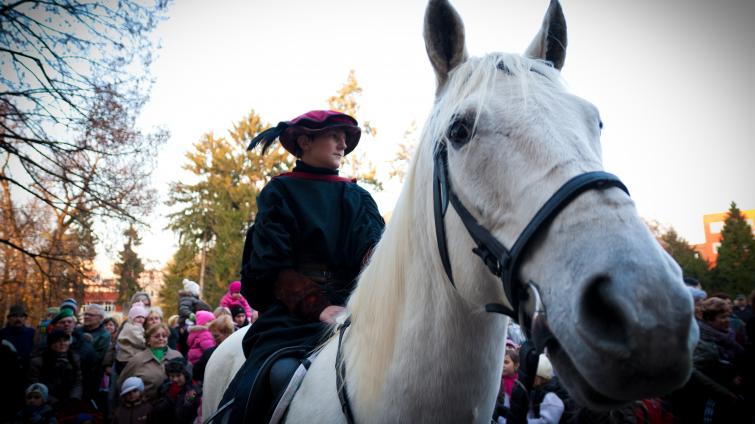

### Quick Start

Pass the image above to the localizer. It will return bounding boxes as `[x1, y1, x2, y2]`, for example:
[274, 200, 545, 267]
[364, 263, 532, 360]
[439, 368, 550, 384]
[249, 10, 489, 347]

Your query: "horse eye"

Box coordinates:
[447, 118, 473, 147]
[598, 120, 604, 130]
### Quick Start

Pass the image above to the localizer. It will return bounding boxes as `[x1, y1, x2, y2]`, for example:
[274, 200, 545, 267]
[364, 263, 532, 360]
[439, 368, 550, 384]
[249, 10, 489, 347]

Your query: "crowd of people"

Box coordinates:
[493, 282, 754, 423]
[1, 279, 255, 424]
[3, 283, 752, 424]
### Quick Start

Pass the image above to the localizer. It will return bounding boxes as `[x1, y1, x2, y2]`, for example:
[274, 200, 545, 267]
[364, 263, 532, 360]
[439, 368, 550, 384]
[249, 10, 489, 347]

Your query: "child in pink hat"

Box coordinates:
[116, 302, 148, 371]
[219, 281, 256, 321]
[187, 310, 216, 365]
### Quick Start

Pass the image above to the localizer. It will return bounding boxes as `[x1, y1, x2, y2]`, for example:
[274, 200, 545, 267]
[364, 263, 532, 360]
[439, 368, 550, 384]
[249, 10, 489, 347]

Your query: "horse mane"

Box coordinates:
[339, 52, 566, 414]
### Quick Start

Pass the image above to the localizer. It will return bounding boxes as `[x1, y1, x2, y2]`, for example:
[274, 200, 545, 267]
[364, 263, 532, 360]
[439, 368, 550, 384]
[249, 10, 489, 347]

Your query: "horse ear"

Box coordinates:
[424, 0, 468, 94]
[524, 0, 567, 70]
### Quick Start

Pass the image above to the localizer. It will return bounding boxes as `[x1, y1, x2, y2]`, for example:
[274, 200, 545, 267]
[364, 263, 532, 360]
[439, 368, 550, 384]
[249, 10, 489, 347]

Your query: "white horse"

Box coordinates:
[204, 0, 698, 421]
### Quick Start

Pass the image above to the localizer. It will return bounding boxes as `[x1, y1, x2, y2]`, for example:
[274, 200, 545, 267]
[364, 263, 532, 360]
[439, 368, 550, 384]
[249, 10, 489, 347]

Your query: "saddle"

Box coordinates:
[206, 346, 315, 424]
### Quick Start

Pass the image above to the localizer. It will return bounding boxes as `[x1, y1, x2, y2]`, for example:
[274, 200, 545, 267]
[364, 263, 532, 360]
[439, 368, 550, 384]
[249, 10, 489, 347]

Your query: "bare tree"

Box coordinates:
[0, 0, 170, 261]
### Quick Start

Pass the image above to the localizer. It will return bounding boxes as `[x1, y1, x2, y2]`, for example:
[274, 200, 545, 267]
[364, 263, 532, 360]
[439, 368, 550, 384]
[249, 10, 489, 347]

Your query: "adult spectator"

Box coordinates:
[81, 304, 111, 363]
[129, 292, 151, 308]
[28, 329, 83, 406]
[0, 304, 36, 371]
[52, 308, 99, 403]
[81, 304, 111, 412]
[1, 339, 26, 421]
[733, 293, 753, 323]
[146, 306, 164, 331]
[103, 316, 119, 340]
[678, 297, 747, 423]
[167, 315, 180, 350]
[117, 323, 182, 402]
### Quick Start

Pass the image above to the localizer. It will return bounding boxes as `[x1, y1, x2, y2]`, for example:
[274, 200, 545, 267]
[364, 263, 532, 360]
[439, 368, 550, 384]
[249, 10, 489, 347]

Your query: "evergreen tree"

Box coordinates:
[114, 226, 144, 307]
[659, 228, 711, 288]
[711, 202, 755, 296]
[166, 110, 291, 306]
[160, 243, 200, 315]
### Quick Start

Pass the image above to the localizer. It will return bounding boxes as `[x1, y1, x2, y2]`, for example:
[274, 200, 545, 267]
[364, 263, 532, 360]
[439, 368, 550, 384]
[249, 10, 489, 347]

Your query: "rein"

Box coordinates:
[433, 143, 629, 351]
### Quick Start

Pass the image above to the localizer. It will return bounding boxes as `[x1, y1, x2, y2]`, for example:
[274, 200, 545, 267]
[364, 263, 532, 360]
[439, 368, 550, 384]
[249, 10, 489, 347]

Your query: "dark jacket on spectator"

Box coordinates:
[11, 404, 57, 424]
[28, 349, 83, 405]
[112, 397, 152, 424]
[0, 325, 35, 371]
[177, 291, 211, 326]
[151, 379, 201, 424]
[70, 328, 100, 402]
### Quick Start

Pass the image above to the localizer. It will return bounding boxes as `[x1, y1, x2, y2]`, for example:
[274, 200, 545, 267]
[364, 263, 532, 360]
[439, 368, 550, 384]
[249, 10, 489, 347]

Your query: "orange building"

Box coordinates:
[694, 209, 755, 265]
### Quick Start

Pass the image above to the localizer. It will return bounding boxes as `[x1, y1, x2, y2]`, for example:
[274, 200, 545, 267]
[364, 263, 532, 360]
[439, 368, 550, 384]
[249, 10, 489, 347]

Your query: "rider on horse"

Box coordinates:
[225, 110, 385, 421]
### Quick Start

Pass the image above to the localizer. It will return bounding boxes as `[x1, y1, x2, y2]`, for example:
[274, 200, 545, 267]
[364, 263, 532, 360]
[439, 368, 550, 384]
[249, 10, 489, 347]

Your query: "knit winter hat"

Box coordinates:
[120, 376, 144, 396]
[229, 280, 242, 293]
[195, 310, 215, 326]
[128, 301, 148, 322]
[50, 307, 75, 325]
[536, 354, 554, 380]
[26, 383, 49, 401]
[60, 298, 78, 313]
[230, 305, 245, 318]
[183, 279, 201, 296]
[164, 357, 192, 380]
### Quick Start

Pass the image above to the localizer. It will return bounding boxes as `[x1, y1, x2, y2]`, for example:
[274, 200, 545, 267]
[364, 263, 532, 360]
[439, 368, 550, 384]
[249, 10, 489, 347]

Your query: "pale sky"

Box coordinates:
[99, 0, 755, 273]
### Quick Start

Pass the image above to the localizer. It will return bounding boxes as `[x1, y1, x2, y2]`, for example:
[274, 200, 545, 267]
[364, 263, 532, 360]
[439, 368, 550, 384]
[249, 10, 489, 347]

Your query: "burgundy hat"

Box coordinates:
[247, 110, 361, 156]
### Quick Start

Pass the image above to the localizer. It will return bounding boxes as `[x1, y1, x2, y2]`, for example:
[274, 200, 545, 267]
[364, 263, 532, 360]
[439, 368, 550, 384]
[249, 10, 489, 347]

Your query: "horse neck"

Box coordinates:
[345, 147, 507, 419]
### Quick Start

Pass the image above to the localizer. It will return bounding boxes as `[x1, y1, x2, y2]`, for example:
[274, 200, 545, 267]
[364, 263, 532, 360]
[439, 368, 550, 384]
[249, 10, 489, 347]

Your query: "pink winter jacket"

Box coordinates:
[220, 291, 253, 318]
[187, 325, 216, 365]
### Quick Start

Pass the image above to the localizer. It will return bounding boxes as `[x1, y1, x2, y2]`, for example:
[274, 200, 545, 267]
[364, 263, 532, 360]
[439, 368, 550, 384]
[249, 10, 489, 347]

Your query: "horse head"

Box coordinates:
[421, 0, 697, 409]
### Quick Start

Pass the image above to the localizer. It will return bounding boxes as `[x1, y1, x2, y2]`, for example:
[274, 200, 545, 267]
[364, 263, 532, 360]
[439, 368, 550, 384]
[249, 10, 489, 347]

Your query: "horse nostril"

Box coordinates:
[579, 275, 630, 354]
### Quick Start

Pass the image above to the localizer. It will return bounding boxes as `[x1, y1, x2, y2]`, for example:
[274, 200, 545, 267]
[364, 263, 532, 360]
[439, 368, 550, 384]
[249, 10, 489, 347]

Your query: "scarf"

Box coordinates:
[151, 346, 167, 362]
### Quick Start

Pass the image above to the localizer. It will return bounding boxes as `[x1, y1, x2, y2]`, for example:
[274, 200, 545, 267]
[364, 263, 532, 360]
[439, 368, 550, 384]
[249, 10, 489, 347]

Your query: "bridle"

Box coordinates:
[335, 141, 629, 424]
[432, 142, 629, 353]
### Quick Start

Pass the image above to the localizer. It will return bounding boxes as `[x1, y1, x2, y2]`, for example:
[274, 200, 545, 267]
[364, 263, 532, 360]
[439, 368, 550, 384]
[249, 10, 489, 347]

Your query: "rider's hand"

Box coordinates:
[319, 305, 346, 325]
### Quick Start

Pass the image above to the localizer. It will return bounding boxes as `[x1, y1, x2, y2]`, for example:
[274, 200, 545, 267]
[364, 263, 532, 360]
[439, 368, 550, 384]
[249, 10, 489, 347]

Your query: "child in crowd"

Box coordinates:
[501, 349, 519, 406]
[493, 348, 520, 422]
[152, 358, 200, 424]
[112, 377, 151, 424]
[219, 281, 257, 322]
[178, 279, 211, 326]
[116, 302, 148, 373]
[13, 383, 56, 424]
[193, 315, 235, 384]
[187, 310, 216, 365]
[230, 305, 249, 329]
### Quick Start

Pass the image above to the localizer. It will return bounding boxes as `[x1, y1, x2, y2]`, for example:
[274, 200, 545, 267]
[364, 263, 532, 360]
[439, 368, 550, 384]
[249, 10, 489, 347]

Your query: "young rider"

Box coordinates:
[232, 110, 385, 418]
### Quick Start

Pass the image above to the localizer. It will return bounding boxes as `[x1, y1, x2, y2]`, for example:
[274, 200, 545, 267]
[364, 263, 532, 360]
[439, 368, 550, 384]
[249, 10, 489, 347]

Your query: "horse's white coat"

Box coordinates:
[202, 325, 248, 419]
[204, 1, 697, 422]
